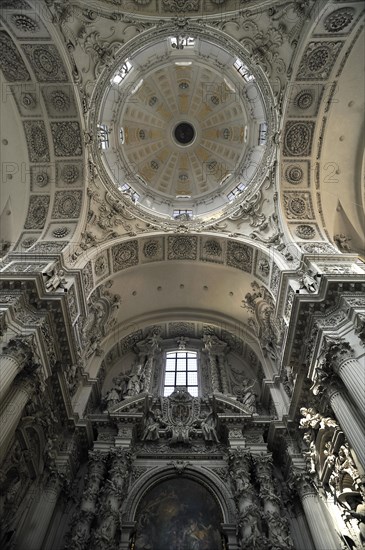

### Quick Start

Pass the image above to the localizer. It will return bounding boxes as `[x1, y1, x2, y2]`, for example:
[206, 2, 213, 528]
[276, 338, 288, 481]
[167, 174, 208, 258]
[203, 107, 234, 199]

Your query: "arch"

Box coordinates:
[87, 312, 271, 381]
[122, 464, 236, 524]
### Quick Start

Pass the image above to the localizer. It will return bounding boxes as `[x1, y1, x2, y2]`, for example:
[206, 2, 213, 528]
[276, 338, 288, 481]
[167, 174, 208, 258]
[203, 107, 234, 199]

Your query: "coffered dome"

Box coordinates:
[95, 33, 274, 221]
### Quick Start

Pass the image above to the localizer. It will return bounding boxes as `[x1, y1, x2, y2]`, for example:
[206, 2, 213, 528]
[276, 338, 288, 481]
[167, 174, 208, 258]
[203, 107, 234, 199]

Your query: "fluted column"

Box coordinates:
[18, 475, 62, 550]
[296, 478, 341, 550]
[316, 337, 365, 419]
[92, 449, 132, 549]
[326, 382, 365, 469]
[333, 355, 365, 416]
[0, 336, 34, 400]
[68, 451, 107, 550]
[0, 374, 37, 460]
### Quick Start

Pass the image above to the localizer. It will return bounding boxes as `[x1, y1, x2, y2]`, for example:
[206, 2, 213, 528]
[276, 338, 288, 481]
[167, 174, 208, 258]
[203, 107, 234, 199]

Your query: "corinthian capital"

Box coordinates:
[2, 335, 35, 364]
[325, 379, 344, 401]
[288, 468, 316, 499]
[319, 335, 354, 372]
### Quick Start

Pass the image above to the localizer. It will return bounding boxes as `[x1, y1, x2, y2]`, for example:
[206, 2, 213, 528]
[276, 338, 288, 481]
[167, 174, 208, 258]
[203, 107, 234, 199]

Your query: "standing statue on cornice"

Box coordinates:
[127, 363, 146, 396]
[141, 407, 162, 441]
[103, 386, 121, 412]
[200, 410, 219, 442]
[237, 379, 257, 413]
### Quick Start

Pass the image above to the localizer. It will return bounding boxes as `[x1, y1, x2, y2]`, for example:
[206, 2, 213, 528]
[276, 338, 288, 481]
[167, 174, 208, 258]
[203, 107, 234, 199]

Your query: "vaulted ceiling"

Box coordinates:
[0, 0, 364, 373]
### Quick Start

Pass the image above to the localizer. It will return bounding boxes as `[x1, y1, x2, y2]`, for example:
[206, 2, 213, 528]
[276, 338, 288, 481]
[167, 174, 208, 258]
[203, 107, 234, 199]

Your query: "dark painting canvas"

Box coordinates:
[133, 477, 224, 550]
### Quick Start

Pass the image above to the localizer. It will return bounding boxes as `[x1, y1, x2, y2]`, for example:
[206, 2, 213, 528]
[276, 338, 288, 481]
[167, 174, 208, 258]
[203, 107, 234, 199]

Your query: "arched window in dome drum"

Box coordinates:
[97, 124, 110, 149]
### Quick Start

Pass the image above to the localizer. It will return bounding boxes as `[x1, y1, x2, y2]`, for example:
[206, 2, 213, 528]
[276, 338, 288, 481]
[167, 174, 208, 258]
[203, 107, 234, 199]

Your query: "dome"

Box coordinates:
[95, 32, 275, 221]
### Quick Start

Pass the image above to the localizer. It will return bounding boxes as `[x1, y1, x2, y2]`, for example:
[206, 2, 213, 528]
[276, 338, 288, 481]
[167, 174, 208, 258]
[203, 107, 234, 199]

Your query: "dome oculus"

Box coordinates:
[174, 122, 195, 145]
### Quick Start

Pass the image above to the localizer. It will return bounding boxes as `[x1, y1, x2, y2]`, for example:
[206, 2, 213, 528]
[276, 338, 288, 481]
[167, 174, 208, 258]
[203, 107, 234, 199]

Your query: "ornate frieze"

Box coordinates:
[296, 41, 343, 81]
[93, 251, 110, 281]
[140, 237, 164, 263]
[21, 44, 68, 81]
[112, 240, 139, 271]
[294, 224, 317, 240]
[168, 322, 195, 338]
[51, 122, 83, 157]
[283, 121, 315, 157]
[51, 226, 70, 238]
[52, 191, 83, 219]
[167, 235, 198, 261]
[56, 162, 83, 186]
[324, 8, 355, 34]
[200, 237, 224, 264]
[24, 195, 50, 229]
[162, 0, 199, 11]
[299, 241, 337, 253]
[42, 86, 77, 118]
[30, 165, 51, 191]
[283, 192, 314, 220]
[23, 121, 50, 162]
[0, 31, 31, 81]
[270, 263, 280, 294]
[226, 241, 253, 272]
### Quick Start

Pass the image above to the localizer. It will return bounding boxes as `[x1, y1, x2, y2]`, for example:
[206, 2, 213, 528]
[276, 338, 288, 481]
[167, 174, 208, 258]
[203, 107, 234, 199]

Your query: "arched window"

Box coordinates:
[163, 350, 198, 396]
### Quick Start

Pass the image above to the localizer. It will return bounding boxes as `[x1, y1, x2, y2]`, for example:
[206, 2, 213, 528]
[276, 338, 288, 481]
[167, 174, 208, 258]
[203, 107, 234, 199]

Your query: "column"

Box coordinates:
[221, 524, 240, 550]
[68, 451, 107, 550]
[0, 336, 34, 399]
[287, 509, 315, 550]
[255, 455, 293, 549]
[296, 478, 341, 550]
[228, 449, 260, 548]
[326, 382, 365, 469]
[333, 355, 365, 416]
[17, 475, 62, 550]
[92, 448, 132, 549]
[0, 375, 36, 460]
[119, 522, 136, 550]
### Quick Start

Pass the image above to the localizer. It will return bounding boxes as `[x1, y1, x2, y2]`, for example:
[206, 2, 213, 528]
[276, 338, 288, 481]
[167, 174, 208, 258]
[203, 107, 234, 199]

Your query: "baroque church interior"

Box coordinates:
[0, 0, 364, 548]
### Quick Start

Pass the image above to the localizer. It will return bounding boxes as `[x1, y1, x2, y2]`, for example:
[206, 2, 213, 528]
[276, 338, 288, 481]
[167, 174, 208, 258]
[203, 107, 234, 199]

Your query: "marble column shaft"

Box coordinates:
[0, 378, 33, 459]
[0, 354, 23, 399]
[299, 488, 340, 550]
[0, 337, 33, 401]
[334, 357, 365, 416]
[18, 477, 61, 550]
[327, 383, 365, 469]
